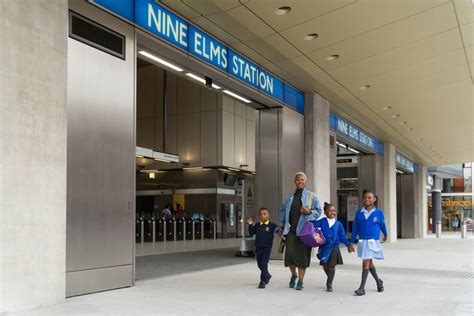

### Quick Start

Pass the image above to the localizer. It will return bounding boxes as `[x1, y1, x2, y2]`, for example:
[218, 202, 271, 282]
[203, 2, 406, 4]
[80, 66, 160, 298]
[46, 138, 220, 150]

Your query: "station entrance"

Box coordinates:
[334, 139, 380, 235]
[133, 54, 258, 259]
[65, 0, 305, 296]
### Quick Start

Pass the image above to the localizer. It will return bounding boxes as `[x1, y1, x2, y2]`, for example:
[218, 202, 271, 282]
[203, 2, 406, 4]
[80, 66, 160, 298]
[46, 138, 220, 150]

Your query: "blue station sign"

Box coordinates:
[90, 0, 304, 113]
[396, 152, 418, 174]
[329, 112, 384, 155]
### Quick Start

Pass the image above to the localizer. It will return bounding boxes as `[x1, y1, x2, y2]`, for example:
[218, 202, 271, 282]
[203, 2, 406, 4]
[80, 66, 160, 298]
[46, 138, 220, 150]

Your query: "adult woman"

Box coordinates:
[279, 172, 322, 290]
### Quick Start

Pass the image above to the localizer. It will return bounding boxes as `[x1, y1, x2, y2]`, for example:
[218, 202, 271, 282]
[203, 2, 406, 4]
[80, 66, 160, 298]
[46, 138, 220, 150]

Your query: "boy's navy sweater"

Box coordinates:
[350, 208, 388, 243]
[249, 222, 278, 248]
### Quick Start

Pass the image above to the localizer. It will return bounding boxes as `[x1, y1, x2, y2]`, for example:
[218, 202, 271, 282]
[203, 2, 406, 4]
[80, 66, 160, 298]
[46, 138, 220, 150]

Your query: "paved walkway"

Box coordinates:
[17, 237, 473, 316]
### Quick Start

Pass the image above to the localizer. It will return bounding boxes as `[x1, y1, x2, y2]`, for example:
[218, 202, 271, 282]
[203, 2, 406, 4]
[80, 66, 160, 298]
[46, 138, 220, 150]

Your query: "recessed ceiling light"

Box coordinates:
[275, 6, 291, 15]
[326, 54, 340, 61]
[392, 114, 400, 118]
[304, 33, 319, 40]
[138, 51, 183, 72]
[186, 73, 221, 89]
[382, 106, 391, 110]
[223, 90, 252, 104]
[399, 121, 407, 125]
[360, 85, 370, 90]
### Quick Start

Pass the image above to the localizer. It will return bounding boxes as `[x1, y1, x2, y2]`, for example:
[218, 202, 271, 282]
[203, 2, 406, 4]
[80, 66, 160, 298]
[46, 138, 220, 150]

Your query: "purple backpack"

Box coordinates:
[298, 221, 326, 247]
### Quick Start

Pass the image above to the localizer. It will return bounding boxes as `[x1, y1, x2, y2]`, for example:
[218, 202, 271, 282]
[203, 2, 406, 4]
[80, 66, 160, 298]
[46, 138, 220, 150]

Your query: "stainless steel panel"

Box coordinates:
[67, 0, 135, 294]
[66, 265, 133, 297]
[281, 107, 305, 198]
[256, 109, 280, 220]
[399, 174, 418, 238]
[358, 155, 384, 205]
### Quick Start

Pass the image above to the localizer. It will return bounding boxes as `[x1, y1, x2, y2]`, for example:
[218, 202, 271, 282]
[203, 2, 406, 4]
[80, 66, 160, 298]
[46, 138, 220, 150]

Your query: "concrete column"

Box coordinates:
[432, 190, 442, 234]
[383, 143, 397, 243]
[0, 1, 68, 313]
[417, 165, 428, 238]
[304, 93, 331, 205]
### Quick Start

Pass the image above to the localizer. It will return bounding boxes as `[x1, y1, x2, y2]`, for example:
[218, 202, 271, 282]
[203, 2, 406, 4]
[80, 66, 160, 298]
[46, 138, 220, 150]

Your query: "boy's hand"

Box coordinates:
[246, 217, 254, 225]
[382, 235, 387, 242]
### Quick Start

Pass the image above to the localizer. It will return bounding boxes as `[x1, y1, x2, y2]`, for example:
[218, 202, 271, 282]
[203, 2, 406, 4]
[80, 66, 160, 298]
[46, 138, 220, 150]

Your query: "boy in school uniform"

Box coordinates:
[247, 208, 280, 289]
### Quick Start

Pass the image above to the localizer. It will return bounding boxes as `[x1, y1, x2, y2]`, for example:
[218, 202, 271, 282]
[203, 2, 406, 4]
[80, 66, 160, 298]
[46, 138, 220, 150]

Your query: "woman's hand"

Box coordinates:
[382, 235, 387, 242]
[300, 206, 310, 215]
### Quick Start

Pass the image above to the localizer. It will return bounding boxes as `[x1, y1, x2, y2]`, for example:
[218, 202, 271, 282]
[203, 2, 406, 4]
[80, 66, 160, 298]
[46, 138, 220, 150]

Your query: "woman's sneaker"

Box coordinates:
[326, 285, 333, 292]
[354, 288, 366, 296]
[296, 280, 304, 290]
[289, 274, 298, 288]
[377, 279, 384, 292]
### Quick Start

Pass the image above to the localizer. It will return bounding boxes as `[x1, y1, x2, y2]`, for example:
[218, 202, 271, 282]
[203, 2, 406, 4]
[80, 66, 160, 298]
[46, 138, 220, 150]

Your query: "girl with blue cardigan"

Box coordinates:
[313, 202, 353, 292]
[350, 190, 387, 296]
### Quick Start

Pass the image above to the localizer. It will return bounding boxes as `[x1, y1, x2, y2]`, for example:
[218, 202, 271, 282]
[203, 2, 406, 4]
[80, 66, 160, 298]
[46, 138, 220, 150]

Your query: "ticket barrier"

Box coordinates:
[155, 217, 165, 242]
[136, 217, 217, 243]
[166, 218, 176, 241]
[194, 219, 204, 240]
[185, 218, 194, 240]
[136, 216, 144, 243]
[144, 217, 155, 242]
[176, 218, 184, 240]
[204, 219, 217, 239]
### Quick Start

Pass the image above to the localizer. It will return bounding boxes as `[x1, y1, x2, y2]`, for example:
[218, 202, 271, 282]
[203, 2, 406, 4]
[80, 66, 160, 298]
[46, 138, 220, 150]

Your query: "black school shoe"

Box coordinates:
[377, 279, 384, 292]
[354, 288, 366, 296]
[264, 275, 272, 285]
[258, 281, 266, 289]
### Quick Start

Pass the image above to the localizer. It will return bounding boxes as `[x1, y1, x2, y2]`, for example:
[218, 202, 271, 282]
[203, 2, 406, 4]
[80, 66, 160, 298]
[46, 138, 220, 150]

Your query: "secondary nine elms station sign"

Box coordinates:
[90, 0, 305, 113]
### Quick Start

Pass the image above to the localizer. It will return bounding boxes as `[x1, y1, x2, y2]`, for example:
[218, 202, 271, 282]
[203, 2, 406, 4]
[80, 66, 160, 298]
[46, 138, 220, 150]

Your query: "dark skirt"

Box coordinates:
[320, 247, 343, 267]
[284, 231, 312, 268]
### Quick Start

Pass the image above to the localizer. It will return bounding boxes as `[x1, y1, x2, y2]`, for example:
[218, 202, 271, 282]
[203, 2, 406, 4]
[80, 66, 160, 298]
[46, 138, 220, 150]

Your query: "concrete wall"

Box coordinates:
[0, 0, 68, 312]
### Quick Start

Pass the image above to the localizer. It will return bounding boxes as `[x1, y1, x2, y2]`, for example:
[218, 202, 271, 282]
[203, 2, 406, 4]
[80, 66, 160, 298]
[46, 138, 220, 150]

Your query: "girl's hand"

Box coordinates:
[382, 235, 387, 242]
[348, 244, 355, 253]
[300, 206, 310, 215]
[246, 217, 254, 225]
